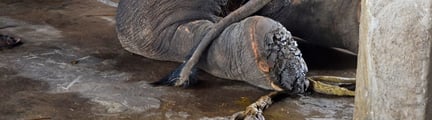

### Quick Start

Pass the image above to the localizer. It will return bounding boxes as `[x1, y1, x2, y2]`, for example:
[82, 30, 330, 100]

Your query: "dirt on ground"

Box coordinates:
[0, 0, 356, 120]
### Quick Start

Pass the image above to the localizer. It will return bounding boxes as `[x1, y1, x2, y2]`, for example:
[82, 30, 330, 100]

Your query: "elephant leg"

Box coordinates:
[200, 16, 356, 119]
[144, 14, 354, 95]
[199, 16, 307, 120]
[155, 0, 274, 87]
[200, 16, 309, 93]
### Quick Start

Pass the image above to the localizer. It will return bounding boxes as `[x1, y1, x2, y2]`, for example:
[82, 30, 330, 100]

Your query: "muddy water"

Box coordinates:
[0, 0, 355, 120]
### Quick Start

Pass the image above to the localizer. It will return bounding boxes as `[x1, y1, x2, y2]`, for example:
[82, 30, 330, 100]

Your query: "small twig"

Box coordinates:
[76, 56, 91, 61]
[61, 76, 82, 90]
[71, 56, 91, 64]
[292, 36, 307, 42]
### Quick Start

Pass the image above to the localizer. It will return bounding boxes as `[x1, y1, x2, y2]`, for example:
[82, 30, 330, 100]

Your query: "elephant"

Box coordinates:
[116, 0, 360, 119]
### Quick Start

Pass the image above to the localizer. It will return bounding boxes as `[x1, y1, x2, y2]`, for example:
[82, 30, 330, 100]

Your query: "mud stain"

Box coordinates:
[0, 68, 97, 120]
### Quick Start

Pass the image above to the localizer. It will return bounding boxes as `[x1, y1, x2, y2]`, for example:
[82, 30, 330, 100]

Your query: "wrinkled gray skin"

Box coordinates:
[116, 0, 360, 93]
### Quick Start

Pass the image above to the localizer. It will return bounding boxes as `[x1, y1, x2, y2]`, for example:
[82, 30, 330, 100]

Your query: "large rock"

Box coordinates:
[355, 0, 432, 119]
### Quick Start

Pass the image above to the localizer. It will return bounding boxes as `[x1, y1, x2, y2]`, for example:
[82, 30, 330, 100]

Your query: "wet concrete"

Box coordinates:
[0, 0, 355, 119]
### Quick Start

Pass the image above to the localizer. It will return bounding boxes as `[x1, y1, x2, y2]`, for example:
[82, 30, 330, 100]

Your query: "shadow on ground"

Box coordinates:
[0, 68, 96, 120]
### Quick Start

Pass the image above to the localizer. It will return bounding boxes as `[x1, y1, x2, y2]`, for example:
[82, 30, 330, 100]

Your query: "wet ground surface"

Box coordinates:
[0, 0, 356, 120]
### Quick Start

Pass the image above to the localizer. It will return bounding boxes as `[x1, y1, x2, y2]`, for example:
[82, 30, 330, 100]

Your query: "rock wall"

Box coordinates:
[355, 0, 432, 119]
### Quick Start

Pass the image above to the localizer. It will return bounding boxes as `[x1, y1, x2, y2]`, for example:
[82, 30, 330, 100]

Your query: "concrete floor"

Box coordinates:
[0, 0, 356, 120]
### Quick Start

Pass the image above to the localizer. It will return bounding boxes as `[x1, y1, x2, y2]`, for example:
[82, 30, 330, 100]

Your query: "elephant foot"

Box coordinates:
[231, 91, 284, 120]
[307, 76, 355, 96]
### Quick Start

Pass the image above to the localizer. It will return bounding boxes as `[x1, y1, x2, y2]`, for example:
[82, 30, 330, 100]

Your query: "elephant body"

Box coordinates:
[116, 0, 359, 91]
[257, 0, 360, 52]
